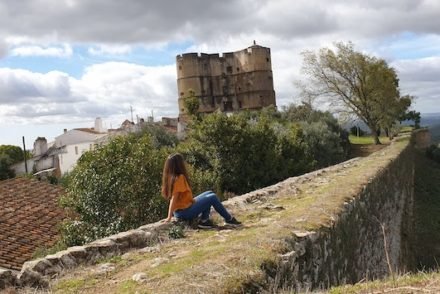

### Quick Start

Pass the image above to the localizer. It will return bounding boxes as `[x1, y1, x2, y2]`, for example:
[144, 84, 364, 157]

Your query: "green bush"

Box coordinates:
[60, 134, 168, 246]
[301, 121, 345, 168]
[0, 155, 15, 180]
[181, 112, 314, 196]
[0, 145, 27, 180]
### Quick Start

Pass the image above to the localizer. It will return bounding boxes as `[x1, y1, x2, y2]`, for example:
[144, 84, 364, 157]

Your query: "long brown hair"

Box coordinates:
[161, 153, 190, 200]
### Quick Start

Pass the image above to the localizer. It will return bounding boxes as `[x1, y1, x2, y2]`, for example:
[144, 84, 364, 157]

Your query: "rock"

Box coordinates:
[132, 272, 148, 283]
[95, 263, 115, 274]
[65, 246, 88, 263]
[150, 257, 169, 268]
[0, 269, 17, 290]
[88, 239, 120, 258]
[17, 268, 48, 288]
[138, 245, 160, 253]
[292, 230, 316, 238]
[108, 230, 152, 251]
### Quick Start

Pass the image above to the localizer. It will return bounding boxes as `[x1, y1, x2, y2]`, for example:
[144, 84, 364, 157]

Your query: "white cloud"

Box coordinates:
[10, 44, 72, 58]
[0, 62, 177, 125]
[0, 38, 7, 58]
[0, 0, 439, 134]
[88, 44, 132, 56]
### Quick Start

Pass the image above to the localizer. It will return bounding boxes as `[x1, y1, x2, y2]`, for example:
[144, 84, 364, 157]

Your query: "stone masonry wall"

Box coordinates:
[261, 141, 415, 292]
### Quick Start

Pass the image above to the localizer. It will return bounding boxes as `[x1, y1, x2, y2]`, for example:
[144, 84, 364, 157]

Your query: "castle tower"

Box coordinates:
[176, 43, 276, 120]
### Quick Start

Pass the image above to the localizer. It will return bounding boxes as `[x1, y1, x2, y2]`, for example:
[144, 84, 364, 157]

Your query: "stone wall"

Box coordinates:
[260, 140, 415, 292]
[0, 222, 173, 290]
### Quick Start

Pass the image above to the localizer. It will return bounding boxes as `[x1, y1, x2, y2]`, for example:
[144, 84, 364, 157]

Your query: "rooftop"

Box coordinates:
[0, 178, 65, 271]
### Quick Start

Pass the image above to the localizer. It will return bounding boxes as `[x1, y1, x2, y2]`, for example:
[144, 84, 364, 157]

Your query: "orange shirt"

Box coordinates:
[172, 175, 194, 210]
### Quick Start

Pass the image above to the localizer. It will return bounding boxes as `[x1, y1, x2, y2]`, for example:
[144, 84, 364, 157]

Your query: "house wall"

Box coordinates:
[54, 130, 106, 147]
[59, 142, 95, 175]
[10, 158, 36, 175]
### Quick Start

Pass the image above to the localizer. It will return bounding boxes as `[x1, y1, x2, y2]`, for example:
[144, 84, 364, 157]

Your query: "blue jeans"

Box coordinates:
[173, 191, 232, 221]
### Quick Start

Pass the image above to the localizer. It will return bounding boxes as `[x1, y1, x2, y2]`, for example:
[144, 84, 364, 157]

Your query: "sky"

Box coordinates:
[0, 0, 439, 147]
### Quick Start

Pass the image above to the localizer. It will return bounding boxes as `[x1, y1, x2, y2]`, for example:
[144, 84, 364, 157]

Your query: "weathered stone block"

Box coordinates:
[17, 268, 48, 288]
[0, 268, 17, 290]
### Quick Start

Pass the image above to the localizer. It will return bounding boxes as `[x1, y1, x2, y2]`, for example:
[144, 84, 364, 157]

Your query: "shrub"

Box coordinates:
[181, 112, 313, 196]
[301, 121, 345, 168]
[60, 134, 168, 246]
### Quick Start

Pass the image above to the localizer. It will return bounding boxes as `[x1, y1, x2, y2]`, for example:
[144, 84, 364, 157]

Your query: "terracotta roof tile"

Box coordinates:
[0, 178, 65, 270]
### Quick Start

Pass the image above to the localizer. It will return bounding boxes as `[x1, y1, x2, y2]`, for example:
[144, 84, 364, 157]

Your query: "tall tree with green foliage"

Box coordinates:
[300, 42, 411, 144]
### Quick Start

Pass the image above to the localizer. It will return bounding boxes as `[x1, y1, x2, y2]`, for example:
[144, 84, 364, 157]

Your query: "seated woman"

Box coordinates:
[161, 153, 241, 229]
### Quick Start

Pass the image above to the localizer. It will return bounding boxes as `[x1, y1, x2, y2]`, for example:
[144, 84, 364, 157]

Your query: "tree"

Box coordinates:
[60, 134, 168, 245]
[0, 155, 15, 180]
[0, 145, 28, 180]
[300, 42, 408, 144]
[0, 145, 28, 163]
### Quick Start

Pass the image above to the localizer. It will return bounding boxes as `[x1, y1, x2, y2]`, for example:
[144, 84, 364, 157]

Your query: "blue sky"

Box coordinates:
[0, 0, 439, 147]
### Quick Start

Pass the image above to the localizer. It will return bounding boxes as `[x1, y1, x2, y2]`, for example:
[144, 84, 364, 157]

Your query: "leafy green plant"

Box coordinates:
[60, 134, 168, 246]
[168, 224, 185, 239]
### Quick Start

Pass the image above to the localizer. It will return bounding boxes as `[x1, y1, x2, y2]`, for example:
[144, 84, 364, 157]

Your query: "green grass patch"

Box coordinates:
[54, 277, 98, 293]
[117, 280, 145, 294]
[349, 135, 390, 145]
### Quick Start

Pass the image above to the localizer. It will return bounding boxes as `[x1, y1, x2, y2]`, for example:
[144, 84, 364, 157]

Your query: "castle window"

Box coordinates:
[238, 101, 242, 108]
[236, 67, 240, 72]
[226, 66, 232, 73]
[180, 92, 184, 96]
[179, 65, 182, 70]
[266, 57, 270, 62]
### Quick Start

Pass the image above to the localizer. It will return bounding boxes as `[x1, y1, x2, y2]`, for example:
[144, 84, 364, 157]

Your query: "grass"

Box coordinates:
[329, 271, 440, 293]
[54, 277, 99, 293]
[349, 135, 390, 145]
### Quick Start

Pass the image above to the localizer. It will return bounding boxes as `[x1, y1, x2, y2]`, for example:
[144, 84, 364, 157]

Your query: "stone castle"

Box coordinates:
[176, 43, 276, 120]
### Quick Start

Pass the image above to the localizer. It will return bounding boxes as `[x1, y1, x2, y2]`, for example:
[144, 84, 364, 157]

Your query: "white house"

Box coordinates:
[12, 117, 158, 178]
[12, 118, 109, 177]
